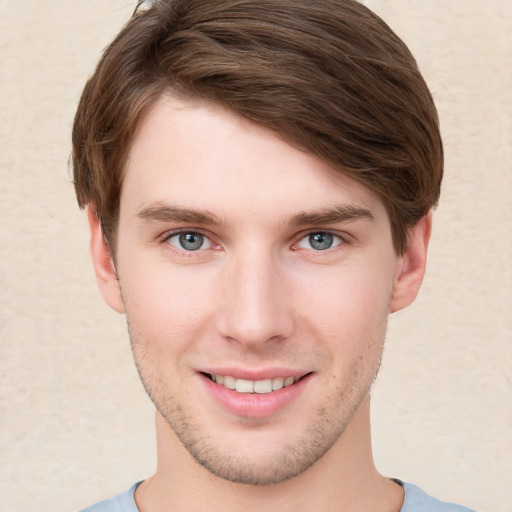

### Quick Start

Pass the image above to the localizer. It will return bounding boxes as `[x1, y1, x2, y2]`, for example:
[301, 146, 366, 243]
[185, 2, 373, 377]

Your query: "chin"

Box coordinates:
[157, 398, 357, 486]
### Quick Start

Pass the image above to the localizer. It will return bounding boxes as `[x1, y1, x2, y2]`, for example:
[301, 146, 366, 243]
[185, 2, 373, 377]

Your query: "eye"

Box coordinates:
[296, 232, 342, 251]
[166, 231, 213, 251]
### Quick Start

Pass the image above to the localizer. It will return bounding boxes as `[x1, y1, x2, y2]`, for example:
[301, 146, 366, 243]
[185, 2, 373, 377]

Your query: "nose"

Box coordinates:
[215, 249, 294, 348]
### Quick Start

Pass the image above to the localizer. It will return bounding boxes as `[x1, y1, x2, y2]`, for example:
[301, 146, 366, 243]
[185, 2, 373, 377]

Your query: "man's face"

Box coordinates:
[108, 96, 404, 485]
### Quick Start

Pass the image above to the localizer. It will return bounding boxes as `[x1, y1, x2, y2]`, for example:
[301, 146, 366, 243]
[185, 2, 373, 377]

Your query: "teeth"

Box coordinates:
[235, 379, 254, 393]
[210, 374, 298, 394]
[223, 375, 236, 390]
[284, 376, 295, 386]
[253, 379, 272, 394]
[272, 377, 284, 391]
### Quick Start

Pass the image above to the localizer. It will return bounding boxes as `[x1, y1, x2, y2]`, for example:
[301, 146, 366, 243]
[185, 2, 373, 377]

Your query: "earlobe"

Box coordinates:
[86, 206, 125, 314]
[390, 211, 433, 313]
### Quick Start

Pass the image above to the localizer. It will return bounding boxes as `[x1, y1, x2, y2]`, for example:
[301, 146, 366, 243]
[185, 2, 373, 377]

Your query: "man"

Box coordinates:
[72, 1, 476, 510]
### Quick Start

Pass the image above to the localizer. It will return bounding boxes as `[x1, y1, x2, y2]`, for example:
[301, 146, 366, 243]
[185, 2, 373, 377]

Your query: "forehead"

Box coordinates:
[121, 95, 386, 223]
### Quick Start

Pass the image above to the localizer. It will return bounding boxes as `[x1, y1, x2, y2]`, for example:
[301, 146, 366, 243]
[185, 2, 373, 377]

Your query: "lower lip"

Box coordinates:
[200, 374, 311, 418]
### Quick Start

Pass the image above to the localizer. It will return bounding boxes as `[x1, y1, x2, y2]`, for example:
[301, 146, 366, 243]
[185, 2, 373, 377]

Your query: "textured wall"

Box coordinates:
[0, 2, 510, 511]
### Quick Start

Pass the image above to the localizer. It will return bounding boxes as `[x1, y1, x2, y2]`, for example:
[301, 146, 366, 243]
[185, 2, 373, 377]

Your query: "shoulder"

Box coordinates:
[78, 482, 141, 512]
[401, 481, 477, 512]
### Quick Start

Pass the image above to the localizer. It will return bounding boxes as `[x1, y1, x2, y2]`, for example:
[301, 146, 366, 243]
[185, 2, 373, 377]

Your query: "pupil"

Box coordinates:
[310, 232, 333, 250]
[179, 232, 203, 250]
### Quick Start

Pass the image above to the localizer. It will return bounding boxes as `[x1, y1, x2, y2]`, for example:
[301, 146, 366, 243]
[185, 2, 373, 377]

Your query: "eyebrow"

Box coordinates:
[136, 203, 374, 227]
[137, 204, 222, 225]
[289, 205, 374, 226]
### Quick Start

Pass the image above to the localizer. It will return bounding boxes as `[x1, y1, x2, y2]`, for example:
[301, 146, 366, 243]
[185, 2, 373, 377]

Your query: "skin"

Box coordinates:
[88, 95, 431, 512]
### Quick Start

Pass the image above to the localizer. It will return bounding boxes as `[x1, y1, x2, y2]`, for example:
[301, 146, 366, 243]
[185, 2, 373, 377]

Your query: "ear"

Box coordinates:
[86, 206, 125, 314]
[390, 211, 433, 313]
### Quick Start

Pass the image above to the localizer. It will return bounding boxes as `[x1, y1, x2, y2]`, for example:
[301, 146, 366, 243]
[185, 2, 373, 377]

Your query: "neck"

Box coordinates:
[135, 395, 403, 512]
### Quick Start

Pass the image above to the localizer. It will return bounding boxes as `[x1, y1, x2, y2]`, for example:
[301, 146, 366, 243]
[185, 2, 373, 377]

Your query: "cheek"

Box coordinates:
[118, 258, 218, 352]
[294, 261, 393, 345]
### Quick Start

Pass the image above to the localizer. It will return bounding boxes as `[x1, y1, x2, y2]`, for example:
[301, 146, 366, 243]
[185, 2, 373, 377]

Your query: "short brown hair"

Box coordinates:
[72, 0, 443, 254]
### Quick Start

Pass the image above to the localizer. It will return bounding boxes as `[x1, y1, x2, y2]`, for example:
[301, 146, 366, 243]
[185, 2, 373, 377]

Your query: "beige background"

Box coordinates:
[0, 1, 510, 511]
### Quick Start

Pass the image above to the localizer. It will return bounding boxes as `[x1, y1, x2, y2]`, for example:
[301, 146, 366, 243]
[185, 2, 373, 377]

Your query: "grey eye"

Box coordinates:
[179, 232, 204, 251]
[296, 232, 342, 251]
[309, 232, 334, 250]
[167, 232, 211, 251]
[297, 231, 343, 251]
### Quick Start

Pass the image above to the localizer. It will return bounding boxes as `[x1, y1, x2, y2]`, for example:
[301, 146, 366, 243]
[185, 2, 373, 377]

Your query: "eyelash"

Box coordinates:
[162, 229, 216, 253]
[160, 229, 349, 255]
[292, 231, 345, 252]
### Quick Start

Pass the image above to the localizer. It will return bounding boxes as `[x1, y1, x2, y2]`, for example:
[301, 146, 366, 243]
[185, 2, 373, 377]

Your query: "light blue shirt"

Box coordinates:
[79, 480, 477, 511]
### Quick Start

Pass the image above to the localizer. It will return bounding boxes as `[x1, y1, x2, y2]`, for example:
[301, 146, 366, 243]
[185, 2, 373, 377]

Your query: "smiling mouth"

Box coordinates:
[203, 373, 309, 394]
